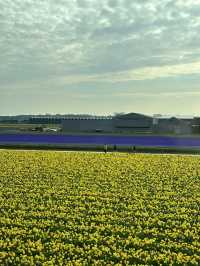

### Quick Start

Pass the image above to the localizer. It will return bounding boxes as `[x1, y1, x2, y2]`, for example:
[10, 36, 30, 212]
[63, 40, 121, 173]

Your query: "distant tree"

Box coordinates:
[113, 112, 125, 117]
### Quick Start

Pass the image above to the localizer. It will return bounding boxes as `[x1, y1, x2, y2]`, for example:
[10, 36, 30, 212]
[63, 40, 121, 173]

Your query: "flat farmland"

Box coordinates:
[0, 151, 200, 265]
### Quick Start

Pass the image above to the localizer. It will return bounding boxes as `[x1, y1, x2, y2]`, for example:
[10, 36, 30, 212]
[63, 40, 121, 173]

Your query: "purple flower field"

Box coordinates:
[0, 134, 200, 147]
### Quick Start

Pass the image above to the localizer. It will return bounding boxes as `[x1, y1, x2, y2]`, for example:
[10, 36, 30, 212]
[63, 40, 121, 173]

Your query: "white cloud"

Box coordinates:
[116, 91, 200, 98]
[52, 61, 200, 85]
[176, 0, 200, 7]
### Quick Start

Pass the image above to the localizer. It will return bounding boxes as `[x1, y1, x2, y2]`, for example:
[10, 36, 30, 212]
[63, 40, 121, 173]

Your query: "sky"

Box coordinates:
[1, 0, 200, 116]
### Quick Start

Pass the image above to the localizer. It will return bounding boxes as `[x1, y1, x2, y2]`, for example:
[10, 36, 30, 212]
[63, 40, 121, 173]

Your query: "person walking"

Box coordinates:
[104, 144, 108, 154]
[131, 146, 136, 153]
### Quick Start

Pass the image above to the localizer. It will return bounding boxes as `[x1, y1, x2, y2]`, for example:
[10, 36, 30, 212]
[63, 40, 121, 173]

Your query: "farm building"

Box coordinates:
[153, 117, 192, 134]
[61, 113, 153, 133]
[191, 117, 200, 134]
[112, 113, 153, 133]
[61, 117, 113, 133]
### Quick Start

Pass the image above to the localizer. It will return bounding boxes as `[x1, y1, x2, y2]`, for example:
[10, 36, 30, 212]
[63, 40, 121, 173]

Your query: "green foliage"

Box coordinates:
[0, 151, 200, 265]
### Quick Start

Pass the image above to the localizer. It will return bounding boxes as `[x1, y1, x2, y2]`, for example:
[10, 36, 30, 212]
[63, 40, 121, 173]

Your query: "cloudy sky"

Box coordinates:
[1, 0, 200, 115]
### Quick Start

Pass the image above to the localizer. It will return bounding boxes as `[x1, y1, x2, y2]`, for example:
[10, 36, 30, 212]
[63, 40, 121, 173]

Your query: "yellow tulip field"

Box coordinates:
[0, 150, 200, 265]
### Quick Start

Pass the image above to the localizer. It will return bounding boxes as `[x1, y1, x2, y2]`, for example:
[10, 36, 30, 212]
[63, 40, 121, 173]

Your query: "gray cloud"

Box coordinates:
[1, 0, 200, 115]
[1, 0, 200, 77]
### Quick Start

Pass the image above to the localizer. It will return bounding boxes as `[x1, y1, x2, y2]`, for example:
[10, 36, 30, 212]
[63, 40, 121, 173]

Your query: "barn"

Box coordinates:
[113, 113, 153, 134]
